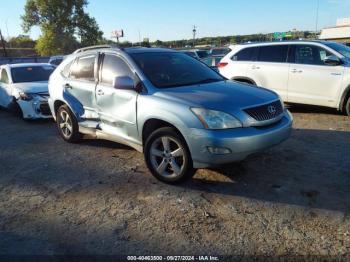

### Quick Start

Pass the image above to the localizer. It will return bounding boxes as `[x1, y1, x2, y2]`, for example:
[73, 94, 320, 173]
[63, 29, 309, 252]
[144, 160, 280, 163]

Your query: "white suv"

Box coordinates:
[219, 41, 350, 115]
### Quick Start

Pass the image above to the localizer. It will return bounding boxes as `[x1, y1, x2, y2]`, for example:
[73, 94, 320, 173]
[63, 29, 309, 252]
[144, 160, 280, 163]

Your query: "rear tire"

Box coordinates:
[345, 97, 350, 116]
[144, 127, 196, 184]
[56, 105, 81, 143]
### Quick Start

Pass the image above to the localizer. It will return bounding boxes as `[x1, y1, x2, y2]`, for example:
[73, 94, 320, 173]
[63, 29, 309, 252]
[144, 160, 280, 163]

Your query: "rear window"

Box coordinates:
[211, 48, 231, 56]
[258, 45, 288, 63]
[232, 47, 256, 61]
[11, 65, 55, 83]
[70, 55, 95, 81]
[61, 60, 74, 78]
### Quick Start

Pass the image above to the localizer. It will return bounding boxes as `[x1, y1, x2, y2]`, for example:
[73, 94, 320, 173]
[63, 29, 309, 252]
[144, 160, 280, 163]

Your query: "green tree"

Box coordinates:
[21, 0, 103, 56]
[154, 40, 164, 47]
[8, 35, 36, 48]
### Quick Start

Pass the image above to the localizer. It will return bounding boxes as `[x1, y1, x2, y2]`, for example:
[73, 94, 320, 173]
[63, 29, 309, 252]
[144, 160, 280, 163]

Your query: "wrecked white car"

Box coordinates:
[0, 63, 55, 119]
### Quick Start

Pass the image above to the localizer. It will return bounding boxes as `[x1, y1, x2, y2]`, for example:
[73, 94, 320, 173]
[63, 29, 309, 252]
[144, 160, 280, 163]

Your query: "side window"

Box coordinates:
[0, 69, 9, 84]
[232, 47, 256, 61]
[70, 55, 95, 81]
[293, 45, 333, 66]
[100, 54, 134, 86]
[258, 45, 288, 63]
[61, 61, 74, 78]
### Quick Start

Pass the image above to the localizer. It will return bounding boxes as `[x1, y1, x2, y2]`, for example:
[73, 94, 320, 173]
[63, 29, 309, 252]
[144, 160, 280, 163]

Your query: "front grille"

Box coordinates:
[39, 103, 51, 116]
[244, 100, 283, 121]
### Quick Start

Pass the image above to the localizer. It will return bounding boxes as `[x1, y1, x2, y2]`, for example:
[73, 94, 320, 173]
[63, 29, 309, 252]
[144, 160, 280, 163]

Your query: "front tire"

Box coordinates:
[144, 127, 196, 184]
[56, 105, 81, 143]
[9, 101, 24, 118]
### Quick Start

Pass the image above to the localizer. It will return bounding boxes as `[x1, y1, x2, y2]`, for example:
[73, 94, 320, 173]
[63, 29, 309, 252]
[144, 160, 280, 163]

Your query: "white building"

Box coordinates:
[320, 18, 350, 44]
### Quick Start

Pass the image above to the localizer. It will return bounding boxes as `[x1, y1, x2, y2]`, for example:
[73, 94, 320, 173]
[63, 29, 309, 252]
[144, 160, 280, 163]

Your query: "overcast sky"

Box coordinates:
[1, 0, 350, 42]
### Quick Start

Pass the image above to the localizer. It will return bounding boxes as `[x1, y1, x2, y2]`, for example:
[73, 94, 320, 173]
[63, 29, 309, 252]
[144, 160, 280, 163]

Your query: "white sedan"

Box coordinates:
[0, 63, 55, 119]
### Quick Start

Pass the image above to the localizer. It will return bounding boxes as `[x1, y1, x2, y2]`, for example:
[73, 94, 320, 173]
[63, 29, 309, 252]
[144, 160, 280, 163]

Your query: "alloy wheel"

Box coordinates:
[59, 110, 73, 139]
[150, 136, 185, 178]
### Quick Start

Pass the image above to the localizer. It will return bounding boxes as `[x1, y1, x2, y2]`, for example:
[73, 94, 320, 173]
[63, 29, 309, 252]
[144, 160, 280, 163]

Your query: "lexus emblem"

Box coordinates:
[268, 105, 277, 115]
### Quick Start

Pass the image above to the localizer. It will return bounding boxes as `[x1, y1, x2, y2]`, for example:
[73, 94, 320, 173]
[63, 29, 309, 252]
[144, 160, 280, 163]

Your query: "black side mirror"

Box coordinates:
[113, 76, 135, 90]
[324, 55, 342, 66]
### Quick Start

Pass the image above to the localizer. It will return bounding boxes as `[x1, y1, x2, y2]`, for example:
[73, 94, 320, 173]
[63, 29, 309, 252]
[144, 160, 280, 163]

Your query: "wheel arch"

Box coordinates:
[54, 100, 66, 115]
[339, 85, 350, 111]
[8, 96, 24, 117]
[53, 99, 80, 120]
[232, 76, 257, 85]
[141, 118, 187, 149]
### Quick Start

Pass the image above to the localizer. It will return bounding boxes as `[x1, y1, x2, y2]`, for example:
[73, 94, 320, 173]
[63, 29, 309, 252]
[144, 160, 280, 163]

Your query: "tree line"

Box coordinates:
[151, 31, 316, 48]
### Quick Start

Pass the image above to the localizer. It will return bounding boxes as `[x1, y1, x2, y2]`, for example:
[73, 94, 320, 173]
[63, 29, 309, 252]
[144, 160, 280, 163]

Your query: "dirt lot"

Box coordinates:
[0, 105, 349, 257]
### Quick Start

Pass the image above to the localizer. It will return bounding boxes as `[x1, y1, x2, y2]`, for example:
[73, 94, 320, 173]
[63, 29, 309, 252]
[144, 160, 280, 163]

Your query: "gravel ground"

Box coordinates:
[0, 105, 349, 257]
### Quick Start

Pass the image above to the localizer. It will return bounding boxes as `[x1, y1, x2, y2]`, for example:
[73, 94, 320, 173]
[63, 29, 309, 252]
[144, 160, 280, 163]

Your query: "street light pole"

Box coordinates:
[192, 25, 197, 47]
[0, 29, 7, 57]
[315, 0, 320, 39]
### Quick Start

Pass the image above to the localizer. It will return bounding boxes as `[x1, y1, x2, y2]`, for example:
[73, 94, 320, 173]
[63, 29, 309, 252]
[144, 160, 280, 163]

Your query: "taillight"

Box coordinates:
[217, 62, 228, 69]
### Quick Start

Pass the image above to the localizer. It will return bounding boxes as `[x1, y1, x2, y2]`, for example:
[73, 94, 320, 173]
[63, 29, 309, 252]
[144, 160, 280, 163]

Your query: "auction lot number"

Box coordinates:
[127, 256, 219, 261]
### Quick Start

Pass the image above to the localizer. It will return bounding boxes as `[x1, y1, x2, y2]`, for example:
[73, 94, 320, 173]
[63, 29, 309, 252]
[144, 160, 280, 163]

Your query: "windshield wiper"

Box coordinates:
[156, 78, 224, 89]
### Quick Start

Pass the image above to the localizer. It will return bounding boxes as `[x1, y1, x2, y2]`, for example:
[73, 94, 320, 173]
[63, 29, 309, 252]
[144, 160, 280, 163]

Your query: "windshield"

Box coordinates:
[130, 52, 224, 89]
[324, 42, 350, 60]
[211, 48, 231, 56]
[196, 50, 209, 59]
[11, 65, 55, 83]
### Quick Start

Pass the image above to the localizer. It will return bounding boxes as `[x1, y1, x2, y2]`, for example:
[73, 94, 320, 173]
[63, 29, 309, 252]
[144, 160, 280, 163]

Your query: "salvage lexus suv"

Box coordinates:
[219, 41, 350, 116]
[48, 45, 293, 184]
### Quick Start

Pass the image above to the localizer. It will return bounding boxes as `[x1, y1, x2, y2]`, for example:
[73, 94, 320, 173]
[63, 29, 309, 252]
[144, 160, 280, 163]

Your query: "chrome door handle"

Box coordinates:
[252, 65, 260, 70]
[291, 69, 303, 73]
[97, 89, 104, 96]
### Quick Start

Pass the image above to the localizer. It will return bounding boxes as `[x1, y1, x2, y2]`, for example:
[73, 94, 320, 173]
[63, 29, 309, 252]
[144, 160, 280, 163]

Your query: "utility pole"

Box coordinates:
[0, 29, 7, 57]
[5, 19, 10, 48]
[192, 25, 197, 47]
[315, 0, 320, 39]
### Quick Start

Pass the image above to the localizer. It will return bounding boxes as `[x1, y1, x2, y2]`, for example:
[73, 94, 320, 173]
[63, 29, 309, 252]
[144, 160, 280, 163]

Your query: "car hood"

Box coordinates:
[12, 82, 49, 94]
[153, 80, 279, 114]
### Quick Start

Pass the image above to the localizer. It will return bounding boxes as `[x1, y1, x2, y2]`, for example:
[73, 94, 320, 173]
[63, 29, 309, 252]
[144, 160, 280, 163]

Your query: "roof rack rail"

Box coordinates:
[73, 45, 122, 54]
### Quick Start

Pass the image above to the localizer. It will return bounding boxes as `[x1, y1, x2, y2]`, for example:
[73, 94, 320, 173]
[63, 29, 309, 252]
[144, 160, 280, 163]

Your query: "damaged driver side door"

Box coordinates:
[95, 53, 139, 144]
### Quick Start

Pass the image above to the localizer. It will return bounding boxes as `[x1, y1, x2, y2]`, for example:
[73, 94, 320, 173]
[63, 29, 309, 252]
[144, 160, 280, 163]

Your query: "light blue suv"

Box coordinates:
[48, 45, 293, 184]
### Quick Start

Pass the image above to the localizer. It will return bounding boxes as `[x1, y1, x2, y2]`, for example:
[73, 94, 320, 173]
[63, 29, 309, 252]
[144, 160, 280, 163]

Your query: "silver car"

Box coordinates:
[48, 45, 293, 184]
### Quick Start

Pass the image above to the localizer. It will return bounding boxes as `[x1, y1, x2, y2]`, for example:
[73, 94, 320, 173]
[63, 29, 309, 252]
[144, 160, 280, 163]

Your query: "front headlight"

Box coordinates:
[19, 92, 34, 101]
[191, 108, 242, 129]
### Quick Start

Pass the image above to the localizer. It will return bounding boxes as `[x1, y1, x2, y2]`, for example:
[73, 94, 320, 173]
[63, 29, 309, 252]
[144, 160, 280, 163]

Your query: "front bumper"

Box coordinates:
[17, 97, 52, 119]
[184, 110, 293, 168]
